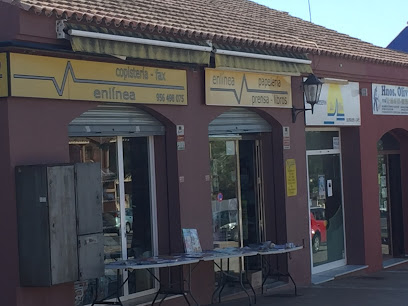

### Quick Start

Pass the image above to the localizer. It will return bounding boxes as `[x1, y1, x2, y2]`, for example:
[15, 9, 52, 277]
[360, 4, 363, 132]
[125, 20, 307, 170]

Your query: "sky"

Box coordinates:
[252, 0, 407, 48]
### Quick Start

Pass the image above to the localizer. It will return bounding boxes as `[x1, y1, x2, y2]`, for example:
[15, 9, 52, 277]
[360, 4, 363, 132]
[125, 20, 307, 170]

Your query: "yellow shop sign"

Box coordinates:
[9, 53, 187, 105]
[0, 53, 8, 97]
[205, 68, 292, 108]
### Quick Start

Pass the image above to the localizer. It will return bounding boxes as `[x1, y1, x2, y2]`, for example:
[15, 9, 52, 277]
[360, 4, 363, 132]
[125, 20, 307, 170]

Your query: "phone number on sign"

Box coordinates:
[156, 93, 185, 103]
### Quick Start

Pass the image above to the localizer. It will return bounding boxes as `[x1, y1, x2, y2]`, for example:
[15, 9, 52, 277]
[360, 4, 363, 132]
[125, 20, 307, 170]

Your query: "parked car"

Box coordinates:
[310, 207, 327, 253]
[102, 211, 119, 234]
[103, 208, 133, 235]
[213, 210, 239, 242]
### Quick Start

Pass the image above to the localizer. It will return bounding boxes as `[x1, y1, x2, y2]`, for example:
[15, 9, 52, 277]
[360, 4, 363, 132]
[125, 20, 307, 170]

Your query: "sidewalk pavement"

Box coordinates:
[213, 263, 408, 306]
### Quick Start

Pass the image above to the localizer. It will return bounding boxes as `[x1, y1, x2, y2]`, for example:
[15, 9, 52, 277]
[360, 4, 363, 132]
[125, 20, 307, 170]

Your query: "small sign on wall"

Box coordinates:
[286, 159, 297, 197]
[283, 126, 290, 150]
[372, 83, 408, 115]
[177, 125, 185, 150]
[177, 125, 185, 136]
[177, 136, 185, 150]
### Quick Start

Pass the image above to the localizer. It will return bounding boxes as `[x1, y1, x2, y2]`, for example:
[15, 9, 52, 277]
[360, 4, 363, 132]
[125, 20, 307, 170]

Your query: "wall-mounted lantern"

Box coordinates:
[292, 74, 323, 123]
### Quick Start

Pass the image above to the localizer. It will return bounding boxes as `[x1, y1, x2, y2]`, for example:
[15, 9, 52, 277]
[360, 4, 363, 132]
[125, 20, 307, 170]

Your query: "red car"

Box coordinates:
[310, 207, 327, 253]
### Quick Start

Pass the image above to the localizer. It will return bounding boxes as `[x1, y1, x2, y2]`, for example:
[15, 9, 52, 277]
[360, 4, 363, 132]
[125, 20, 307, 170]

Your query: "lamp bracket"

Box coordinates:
[292, 106, 314, 123]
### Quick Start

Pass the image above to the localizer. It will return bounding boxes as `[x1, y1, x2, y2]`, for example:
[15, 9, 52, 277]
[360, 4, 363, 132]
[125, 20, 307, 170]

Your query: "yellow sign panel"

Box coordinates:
[327, 83, 344, 117]
[0, 53, 8, 97]
[286, 159, 297, 197]
[9, 53, 187, 105]
[205, 68, 292, 108]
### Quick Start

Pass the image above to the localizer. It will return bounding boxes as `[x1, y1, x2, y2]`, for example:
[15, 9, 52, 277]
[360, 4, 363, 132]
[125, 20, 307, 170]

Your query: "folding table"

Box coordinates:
[92, 257, 200, 306]
[258, 246, 303, 295]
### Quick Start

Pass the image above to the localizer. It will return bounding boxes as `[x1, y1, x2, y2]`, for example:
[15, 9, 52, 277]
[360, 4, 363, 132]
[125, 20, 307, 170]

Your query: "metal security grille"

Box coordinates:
[69, 104, 165, 137]
[208, 108, 272, 135]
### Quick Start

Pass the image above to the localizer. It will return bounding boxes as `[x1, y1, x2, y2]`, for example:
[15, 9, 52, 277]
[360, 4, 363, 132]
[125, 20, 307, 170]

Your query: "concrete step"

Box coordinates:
[311, 265, 368, 285]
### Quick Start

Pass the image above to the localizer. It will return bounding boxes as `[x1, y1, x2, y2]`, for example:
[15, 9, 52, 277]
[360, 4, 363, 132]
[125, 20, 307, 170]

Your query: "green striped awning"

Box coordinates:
[71, 36, 210, 65]
[66, 24, 312, 72]
[67, 24, 211, 65]
[213, 43, 312, 74]
[215, 53, 312, 74]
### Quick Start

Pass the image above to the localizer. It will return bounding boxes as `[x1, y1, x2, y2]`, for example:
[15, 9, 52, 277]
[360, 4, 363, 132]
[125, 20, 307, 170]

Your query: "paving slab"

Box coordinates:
[212, 264, 408, 306]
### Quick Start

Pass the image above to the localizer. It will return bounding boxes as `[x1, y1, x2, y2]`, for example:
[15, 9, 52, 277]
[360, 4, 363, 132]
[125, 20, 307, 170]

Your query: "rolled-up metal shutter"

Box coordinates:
[208, 108, 272, 135]
[69, 105, 165, 137]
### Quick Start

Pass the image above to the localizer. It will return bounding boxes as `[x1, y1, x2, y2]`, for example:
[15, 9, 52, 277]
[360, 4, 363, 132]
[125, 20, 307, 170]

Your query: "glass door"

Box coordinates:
[306, 130, 346, 273]
[378, 153, 404, 258]
[378, 154, 391, 256]
[210, 138, 242, 273]
[377, 133, 404, 258]
[210, 138, 242, 249]
[308, 154, 345, 267]
[240, 140, 261, 247]
[239, 139, 264, 270]
[210, 137, 264, 274]
[122, 137, 155, 296]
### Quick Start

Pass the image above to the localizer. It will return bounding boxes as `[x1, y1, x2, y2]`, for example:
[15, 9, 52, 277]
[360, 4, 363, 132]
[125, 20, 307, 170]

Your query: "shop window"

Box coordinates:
[306, 131, 340, 150]
[69, 136, 156, 305]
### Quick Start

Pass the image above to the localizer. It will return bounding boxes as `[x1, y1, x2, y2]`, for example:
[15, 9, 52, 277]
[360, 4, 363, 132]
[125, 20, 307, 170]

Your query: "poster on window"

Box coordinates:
[381, 188, 387, 198]
[318, 175, 326, 199]
[226, 141, 235, 155]
[380, 176, 387, 187]
[372, 84, 408, 115]
[327, 179, 333, 197]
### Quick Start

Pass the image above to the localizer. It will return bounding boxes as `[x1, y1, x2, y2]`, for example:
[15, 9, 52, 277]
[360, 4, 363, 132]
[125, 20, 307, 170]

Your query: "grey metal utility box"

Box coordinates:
[16, 163, 104, 287]
[16, 164, 78, 286]
[78, 233, 104, 280]
[75, 163, 103, 236]
[74, 163, 104, 280]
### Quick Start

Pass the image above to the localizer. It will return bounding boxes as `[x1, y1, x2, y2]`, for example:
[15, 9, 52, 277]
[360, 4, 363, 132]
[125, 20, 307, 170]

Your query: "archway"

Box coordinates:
[68, 104, 166, 304]
[208, 108, 283, 280]
[377, 130, 405, 260]
[208, 108, 273, 248]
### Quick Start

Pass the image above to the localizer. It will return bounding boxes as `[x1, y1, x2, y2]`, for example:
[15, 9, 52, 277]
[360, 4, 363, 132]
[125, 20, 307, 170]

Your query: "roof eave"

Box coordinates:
[6, 2, 408, 68]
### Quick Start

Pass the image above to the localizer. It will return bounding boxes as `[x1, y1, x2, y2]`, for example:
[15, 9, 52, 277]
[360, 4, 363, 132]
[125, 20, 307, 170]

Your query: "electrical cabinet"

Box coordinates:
[16, 163, 104, 287]
[75, 163, 104, 280]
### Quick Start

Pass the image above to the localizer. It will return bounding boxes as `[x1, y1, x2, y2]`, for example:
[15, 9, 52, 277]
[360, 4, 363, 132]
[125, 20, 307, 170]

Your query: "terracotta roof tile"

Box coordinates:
[4, 0, 408, 66]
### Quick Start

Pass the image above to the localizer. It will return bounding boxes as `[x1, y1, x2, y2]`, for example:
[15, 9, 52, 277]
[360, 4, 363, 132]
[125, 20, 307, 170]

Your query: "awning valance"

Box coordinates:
[71, 36, 210, 65]
[215, 53, 312, 75]
[65, 24, 312, 73]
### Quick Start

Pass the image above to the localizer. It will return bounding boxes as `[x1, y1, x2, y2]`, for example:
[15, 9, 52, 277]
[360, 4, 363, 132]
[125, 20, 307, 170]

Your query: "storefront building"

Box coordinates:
[309, 56, 408, 279]
[0, 4, 312, 305]
[2, 1, 408, 306]
[0, 49, 311, 305]
[305, 80, 361, 277]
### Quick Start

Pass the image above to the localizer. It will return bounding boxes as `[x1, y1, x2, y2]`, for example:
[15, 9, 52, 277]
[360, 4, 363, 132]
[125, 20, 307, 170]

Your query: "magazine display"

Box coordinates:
[182, 228, 203, 253]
